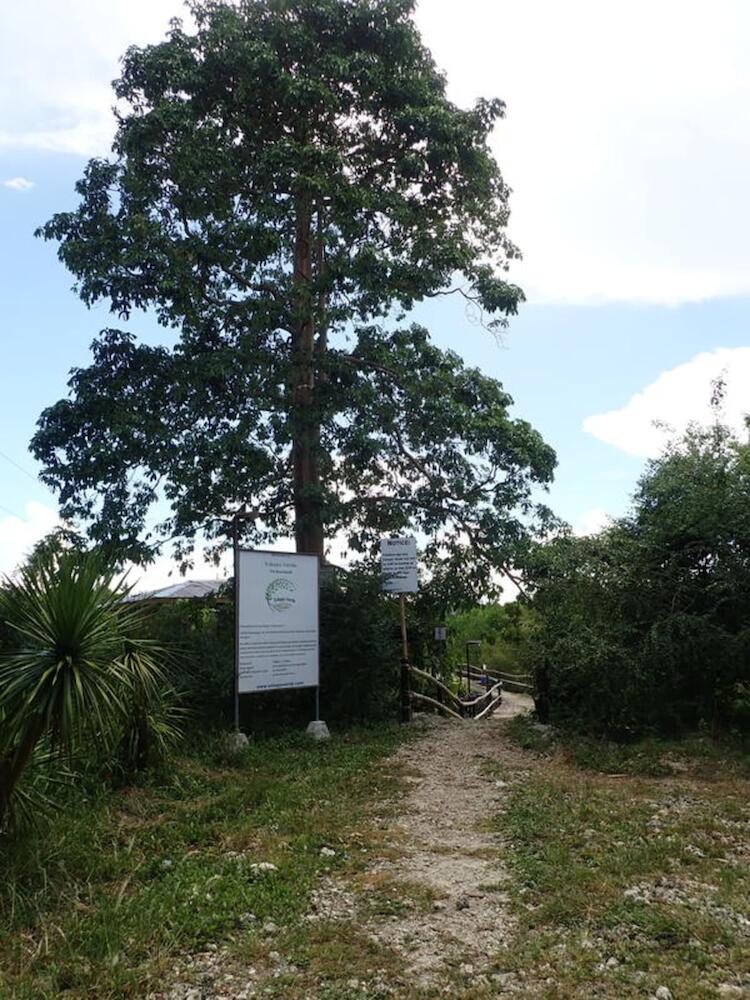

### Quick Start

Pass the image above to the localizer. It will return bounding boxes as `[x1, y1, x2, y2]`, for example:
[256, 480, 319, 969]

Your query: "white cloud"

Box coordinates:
[0, 501, 232, 591]
[583, 347, 750, 458]
[415, 1, 750, 305]
[0, 1, 188, 156]
[575, 507, 611, 536]
[2, 176, 34, 191]
[3, 1, 750, 303]
[0, 501, 60, 577]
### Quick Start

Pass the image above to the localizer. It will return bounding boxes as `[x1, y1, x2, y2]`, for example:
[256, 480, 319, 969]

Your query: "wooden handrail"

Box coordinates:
[468, 667, 502, 686]
[410, 691, 464, 720]
[459, 680, 502, 719]
[474, 682, 503, 707]
[469, 666, 530, 682]
[409, 665, 464, 708]
[468, 666, 533, 692]
[461, 690, 492, 708]
[408, 664, 505, 720]
[474, 691, 504, 720]
[409, 664, 503, 719]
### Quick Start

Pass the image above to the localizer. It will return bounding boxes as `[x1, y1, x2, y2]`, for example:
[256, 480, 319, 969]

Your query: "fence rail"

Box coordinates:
[474, 667, 534, 694]
[408, 664, 504, 721]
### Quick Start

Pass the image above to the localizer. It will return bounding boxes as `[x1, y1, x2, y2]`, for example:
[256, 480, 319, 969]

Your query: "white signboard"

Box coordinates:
[237, 550, 319, 694]
[381, 536, 418, 593]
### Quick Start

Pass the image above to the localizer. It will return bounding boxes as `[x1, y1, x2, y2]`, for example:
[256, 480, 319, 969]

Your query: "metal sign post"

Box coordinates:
[399, 594, 410, 723]
[233, 515, 241, 732]
[381, 536, 418, 724]
[233, 540, 326, 739]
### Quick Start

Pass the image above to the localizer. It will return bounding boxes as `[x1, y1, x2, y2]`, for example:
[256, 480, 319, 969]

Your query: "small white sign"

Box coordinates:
[381, 536, 418, 593]
[237, 550, 319, 694]
[434, 626, 447, 642]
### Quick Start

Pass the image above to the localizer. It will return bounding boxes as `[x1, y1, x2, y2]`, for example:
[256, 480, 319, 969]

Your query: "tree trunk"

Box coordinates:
[0, 717, 44, 830]
[291, 192, 324, 557]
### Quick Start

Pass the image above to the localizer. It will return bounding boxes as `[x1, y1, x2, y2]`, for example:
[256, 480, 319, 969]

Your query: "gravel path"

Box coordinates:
[159, 694, 533, 998]
[310, 691, 533, 990]
[362, 693, 532, 986]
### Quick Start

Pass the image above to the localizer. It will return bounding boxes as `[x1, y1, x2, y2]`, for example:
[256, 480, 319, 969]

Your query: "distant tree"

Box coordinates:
[23, 526, 86, 571]
[529, 410, 750, 735]
[446, 601, 535, 674]
[34, 0, 554, 594]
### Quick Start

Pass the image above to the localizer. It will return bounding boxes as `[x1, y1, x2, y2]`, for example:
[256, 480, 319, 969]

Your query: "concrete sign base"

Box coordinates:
[306, 720, 331, 741]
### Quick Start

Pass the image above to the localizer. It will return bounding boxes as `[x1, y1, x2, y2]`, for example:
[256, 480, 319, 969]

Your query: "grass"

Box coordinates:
[4, 715, 748, 1000]
[507, 714, 750, 778]
[494, 717, 750, 998]
[0, 724, 409, 999]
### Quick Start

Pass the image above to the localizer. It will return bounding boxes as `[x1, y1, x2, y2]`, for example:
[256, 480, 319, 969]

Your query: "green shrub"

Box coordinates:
[318, 568, 400, 720]
[136, 568, 401, 730]
[0, 551, 175, 832]
[136, 597, 234, 725]
[528, 419, 750, 737]
[447, 602, 535, 677]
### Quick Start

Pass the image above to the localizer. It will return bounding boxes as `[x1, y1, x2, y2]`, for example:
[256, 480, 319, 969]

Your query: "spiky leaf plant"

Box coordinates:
[0, 552, 172, 831]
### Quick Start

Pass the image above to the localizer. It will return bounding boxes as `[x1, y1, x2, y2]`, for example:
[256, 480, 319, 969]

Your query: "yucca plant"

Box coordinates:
[0, 551, 171, 831]
[0, 721, 74, 831]
[117, 645, 187, 778]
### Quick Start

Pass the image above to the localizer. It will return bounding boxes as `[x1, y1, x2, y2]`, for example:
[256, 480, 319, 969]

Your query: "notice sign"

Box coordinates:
[381, 536, 418, 593]
[237, 550, 319, 694]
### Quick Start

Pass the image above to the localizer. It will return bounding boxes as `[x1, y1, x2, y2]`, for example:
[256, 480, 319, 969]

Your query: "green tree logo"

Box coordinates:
[265, 577, 296, 613]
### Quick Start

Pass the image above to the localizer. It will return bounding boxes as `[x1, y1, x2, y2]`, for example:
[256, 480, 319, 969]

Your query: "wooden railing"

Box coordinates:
[408, 664, 504, 721]
[488, 669, 534, 694]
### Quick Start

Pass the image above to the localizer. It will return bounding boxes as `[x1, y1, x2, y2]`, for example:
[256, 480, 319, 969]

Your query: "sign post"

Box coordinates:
[233, 516, 241, 733]
[465, 639, 481, 699]
[434, 624, 447, 707]
[381, 537, 418, 724]
[234, 545, 327, 739]
[399, 593, 410, 723]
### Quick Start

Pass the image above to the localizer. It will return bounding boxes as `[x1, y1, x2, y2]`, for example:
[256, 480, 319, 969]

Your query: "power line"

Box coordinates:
[0, 448, 41, 485]
[0, 451, 58, 522]
[0, 499, 24, 520]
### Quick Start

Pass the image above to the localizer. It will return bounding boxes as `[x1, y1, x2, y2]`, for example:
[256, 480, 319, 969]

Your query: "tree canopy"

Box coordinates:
[34, 0, 555, 593]
[527, 409, 750, 735]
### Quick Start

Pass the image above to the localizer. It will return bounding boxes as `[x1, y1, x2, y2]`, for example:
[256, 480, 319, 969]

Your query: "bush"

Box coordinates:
[136, 596, 234, 725]
[319, 568, 400, 721]
[0, 551, 174, 832]
[528, 419, 750, 737]
[136, 568, 401, 730]
[446, 602, 535, 677]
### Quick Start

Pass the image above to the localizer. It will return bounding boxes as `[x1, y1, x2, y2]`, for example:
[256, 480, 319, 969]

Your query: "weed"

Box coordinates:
[495, 719, 750, 999]
[0, 724, 407, 999]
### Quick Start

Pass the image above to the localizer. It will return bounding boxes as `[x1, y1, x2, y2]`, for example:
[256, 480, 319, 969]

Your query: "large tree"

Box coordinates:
[34, 0, 555, 591]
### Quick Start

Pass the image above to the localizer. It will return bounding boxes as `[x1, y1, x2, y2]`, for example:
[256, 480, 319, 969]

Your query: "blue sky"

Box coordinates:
[2, 0, 750, 586]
